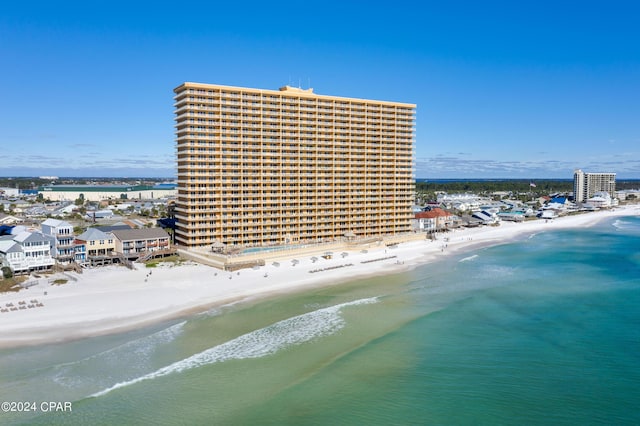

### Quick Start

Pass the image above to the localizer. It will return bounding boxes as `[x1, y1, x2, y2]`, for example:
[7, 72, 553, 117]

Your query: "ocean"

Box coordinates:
[1, 216, 639, 425]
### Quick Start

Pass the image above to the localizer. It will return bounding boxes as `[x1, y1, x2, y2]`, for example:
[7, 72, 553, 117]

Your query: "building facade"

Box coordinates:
[413, 208, 455, 232]
[573, 169, 616, 203]
[75, 228, 116, 260]
[111, 228, 171, 258]
[41, 218, 75, 263]
[0, 231, 55, 274]
[38, 184, 176, 202]
[174, 83, 416, 248]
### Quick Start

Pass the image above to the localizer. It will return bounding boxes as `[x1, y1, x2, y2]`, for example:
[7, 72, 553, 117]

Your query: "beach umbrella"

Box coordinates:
[341, 252, 348, 258]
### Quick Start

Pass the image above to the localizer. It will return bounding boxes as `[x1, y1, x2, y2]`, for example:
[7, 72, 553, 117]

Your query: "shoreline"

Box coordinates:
[1, 206, 638, 349]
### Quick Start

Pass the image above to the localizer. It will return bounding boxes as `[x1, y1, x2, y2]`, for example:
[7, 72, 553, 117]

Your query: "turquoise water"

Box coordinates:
[1, 216, 639, 425]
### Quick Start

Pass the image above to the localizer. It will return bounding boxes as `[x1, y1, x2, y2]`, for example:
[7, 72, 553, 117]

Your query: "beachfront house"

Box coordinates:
[472, 210, 499, 225]
[586, 191, 614, 209]
[497, 212, 525, 222]
[0, 230, 55, 274]
[413, 211, 437, 233]
[413, 208, 456, 232]
[75, 228, 116, 263]
[111, 228, 170, 259]
[74, 240, 86, 264]
[41, 218, 76, 263]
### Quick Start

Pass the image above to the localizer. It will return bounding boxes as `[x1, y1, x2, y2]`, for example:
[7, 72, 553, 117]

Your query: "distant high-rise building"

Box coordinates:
[174, 83, 416, 248]
[573, 169, 616, 203]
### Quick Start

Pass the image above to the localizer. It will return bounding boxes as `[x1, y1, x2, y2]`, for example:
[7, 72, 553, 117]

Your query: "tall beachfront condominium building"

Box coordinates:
[174, 83, 416, 248]
[573, 169, 616, 203]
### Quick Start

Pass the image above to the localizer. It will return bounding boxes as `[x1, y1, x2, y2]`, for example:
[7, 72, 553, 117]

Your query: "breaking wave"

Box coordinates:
[459, 254, 479, 263]
[91, 297, 379, 397]
[52, 321, 187, 389]
[612, 218, 640, 232]
[57, 321, 186, 370]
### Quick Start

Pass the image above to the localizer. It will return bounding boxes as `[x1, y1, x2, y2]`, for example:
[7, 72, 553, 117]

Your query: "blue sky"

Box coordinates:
[1, 1, 639, 178]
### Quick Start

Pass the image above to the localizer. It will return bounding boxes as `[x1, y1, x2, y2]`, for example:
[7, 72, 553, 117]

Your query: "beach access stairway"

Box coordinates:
[52, 261, 83, 274]
[78, 254, 134, 270]
[116, 254, 134, 270]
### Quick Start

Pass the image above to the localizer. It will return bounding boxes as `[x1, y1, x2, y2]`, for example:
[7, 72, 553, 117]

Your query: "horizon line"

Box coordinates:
[3, 176, 640, 180]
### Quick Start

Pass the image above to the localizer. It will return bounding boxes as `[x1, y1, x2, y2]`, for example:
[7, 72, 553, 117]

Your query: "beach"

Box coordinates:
[1, 205, 638, 349]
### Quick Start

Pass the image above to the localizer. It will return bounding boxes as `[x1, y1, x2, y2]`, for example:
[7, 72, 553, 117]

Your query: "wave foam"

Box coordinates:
[459, 254, 479, 263]
[91, 297, 378, 398]
[54, 321, 186, 371]
[52, 321, 186, 389]
[612, 219, 640, 232]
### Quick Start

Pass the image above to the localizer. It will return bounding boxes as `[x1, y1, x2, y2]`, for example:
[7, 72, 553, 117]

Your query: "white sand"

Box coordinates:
[1, 206, 638, 348]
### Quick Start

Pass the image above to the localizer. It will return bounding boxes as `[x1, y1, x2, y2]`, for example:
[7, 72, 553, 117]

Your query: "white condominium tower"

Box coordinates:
[573, 169, 616, 203]
[174, 83, 416, 248]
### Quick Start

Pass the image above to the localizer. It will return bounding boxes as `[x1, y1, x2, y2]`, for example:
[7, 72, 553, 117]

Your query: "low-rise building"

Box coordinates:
[85, 209, 115, 220]
[75, 228, 116, 261]
[0, 213, 22, 225]
[111, 228, 170, 259]
[3, 200, 31, 215]
[413, 208, 456, 232]
[38, 183, 176, 202]
[586, 191, 613, 209]
[0, 187, 20, 197]
[437, 193, 490, 212]
[617, 190, 640, 201]
[0, 231, 55, 274]
[472, 210, 499, 224]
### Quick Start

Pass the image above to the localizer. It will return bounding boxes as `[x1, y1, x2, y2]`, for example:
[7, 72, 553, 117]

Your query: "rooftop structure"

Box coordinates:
[174, 82, 416, 248]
